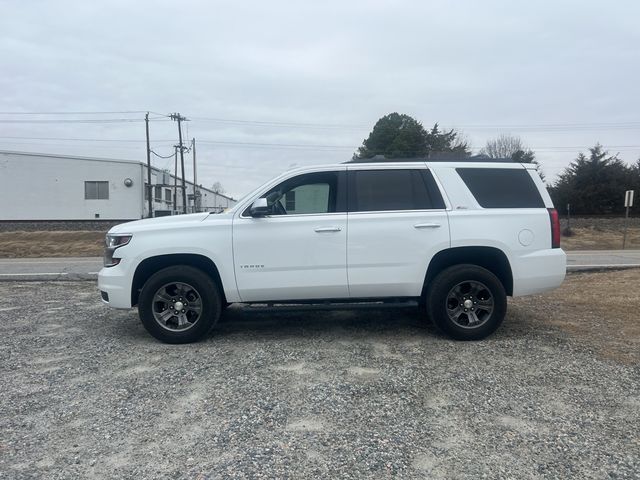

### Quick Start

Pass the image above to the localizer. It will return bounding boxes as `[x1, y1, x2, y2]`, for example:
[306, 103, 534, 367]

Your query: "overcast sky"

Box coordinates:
[1, 0, 639, 197]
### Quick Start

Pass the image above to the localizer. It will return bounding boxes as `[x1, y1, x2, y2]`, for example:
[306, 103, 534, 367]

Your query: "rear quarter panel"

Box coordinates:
[429, 164, 566, 296]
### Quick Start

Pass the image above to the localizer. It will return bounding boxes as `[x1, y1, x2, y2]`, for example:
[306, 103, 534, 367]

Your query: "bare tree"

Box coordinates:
[480, 134, 545, 181]
[211, 181, 225, 194]
[480, 134, 525, 159]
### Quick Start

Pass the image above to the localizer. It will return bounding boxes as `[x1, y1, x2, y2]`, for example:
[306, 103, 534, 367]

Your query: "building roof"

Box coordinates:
[0, 149, 236, 201]
[0, 148, 141, 166]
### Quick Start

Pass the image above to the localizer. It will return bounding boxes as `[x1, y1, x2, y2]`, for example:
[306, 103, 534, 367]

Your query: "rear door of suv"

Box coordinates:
[346, 164, 450, 298]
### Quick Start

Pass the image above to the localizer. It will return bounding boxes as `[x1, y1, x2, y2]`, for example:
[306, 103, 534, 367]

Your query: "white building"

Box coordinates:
[0, 150, 236, 220]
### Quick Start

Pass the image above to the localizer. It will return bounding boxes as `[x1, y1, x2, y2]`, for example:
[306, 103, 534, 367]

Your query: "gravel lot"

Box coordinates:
[1, 276, 639, 479]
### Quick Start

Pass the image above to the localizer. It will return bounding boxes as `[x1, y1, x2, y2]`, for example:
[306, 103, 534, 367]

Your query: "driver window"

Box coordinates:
[261, 172, 338, 216]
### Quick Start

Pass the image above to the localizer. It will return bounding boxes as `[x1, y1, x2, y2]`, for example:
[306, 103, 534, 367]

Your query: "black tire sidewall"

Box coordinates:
[426, 264, 506, 341]
[138, 265, 221, 344]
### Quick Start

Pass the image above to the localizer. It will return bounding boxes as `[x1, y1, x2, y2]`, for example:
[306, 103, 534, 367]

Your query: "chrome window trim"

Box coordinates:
[239, 211, 346, 220]
[235, 165, 454, 219]
[239, 208, 448, 220]
[347, 208, 448, 215]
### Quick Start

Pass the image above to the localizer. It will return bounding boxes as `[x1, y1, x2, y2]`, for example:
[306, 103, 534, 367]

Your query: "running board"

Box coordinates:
[239, 300, 420, 313]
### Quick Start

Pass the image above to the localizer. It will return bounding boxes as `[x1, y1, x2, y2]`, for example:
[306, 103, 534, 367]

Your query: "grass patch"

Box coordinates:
[513, 268, 640, 365]
[0, 231, 105, 258]
[561, 227, 639, 250]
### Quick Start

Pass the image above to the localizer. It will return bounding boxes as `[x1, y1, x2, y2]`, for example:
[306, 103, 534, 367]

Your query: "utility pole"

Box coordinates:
[192, 137, 198, 212]
[145, 112, 153, 218]
[170, 113, 188, 214]
[173, 145, 178, 214]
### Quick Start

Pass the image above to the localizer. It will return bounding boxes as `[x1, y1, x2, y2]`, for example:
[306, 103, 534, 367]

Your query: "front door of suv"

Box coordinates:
[346, 165, 450, 298]
[233, 168, 349, 302]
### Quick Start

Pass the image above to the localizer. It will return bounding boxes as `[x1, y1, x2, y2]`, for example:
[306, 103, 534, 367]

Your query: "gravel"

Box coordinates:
[0, 281, 638, 479]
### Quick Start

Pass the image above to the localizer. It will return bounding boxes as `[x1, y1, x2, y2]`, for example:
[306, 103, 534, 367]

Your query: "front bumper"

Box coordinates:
[98, 262, 133, 309]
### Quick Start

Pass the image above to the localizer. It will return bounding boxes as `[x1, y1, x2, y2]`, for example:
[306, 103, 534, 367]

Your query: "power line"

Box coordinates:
[150, 149, 177, 159]
[0, 136, 151, 143]
[470, 144, 640, 150]
[0, 141, 146, 150]
[3, 135, 640, 152]
[195, 140, 355, 149]
[458, 121, 640, 128]
[461, 125, 640, 132]
[1, 109, 639, 130]
[190, 116, 368, 130]
[182, 116, 640, 131]
[0, 118, 170, 124]
[0, 110, 152, 115]
[2, 112, 640, 136]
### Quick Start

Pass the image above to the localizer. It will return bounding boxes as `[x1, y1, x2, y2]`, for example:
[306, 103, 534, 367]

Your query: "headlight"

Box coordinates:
[104, 234, 132, 267]
[106, 234, 132, 249]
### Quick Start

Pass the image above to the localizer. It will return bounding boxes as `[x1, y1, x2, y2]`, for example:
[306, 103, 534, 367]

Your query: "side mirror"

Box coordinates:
[249, 197, 269, 217]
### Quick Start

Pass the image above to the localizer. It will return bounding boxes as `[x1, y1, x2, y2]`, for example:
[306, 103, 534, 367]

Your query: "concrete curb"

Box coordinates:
[0, 273, 98, 282]
[566, 265, 640, 273]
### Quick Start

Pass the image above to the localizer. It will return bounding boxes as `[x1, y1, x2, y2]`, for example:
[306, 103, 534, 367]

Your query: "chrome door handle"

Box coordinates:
[314, 226, 342, 233]
[413, 223, 441, 229]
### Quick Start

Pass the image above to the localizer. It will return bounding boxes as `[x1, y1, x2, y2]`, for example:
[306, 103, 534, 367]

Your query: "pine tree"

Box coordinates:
[549, 144, 633, 214]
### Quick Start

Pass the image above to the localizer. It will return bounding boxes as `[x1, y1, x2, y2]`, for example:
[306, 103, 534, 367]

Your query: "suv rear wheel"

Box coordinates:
[426, 264, 506, 340]
[138, 265, 221, 344]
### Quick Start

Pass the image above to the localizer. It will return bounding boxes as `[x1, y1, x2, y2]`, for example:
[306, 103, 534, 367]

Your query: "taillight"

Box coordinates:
[548, 208, 560, 248]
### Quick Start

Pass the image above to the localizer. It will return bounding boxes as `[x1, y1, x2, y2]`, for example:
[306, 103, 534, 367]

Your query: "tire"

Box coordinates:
[426, 264, 506, 341]
[138, 265, 221, 344]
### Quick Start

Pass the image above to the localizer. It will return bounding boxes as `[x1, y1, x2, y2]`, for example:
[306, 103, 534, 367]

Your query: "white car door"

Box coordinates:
[233, 168, 349, 302]
[346, 165, 450, 298]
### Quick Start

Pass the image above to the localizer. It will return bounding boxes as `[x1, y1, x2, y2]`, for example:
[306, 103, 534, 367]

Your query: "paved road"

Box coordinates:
[0, 257, 102, 280]
[565, 250, 640, 270]
[1, 251, 639, 281]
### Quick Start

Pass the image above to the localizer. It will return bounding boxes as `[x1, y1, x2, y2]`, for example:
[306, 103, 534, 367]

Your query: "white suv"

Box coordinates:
[98, 160, 565, 343]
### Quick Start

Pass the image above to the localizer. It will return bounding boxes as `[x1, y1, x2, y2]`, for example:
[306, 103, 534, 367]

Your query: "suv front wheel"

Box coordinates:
[138, 265, 221, 344]
[426, 264, 506, 340]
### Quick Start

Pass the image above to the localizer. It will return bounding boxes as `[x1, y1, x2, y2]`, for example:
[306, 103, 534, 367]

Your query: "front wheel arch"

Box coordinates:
[131, 253, 226, 307]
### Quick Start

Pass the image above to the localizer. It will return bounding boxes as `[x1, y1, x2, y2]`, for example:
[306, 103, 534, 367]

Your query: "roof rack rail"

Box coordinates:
[346, 153, 514, 163]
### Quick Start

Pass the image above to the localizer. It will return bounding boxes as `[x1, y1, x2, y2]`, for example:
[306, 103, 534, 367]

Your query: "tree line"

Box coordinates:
[549, 145, 639, 215]
[355, 113, 639, 215]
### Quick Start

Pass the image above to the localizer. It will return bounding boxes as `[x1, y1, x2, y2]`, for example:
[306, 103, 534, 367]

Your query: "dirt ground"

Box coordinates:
[516, 268, 640, 365]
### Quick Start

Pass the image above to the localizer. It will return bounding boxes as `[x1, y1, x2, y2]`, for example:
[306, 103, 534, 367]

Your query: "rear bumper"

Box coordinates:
[512, 248, 566, 296]
[98, 263, 133, 309]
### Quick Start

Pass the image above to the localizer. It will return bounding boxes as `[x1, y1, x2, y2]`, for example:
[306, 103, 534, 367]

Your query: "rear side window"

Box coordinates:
[456, 168, 544, 208]
[349, 169, 445, 212]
